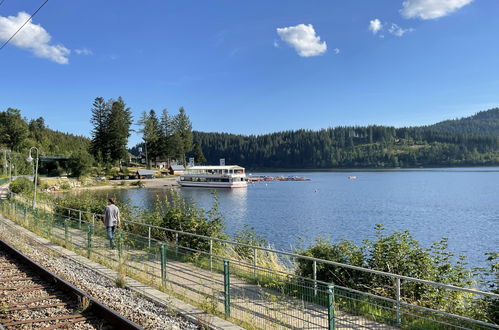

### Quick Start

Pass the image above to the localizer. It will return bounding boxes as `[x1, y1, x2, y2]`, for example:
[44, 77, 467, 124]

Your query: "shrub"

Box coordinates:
[130, 180, 144, 187]
[9, 177, 33, 194]
[60, 182, 71, 190]
[232, 224, 267, 261]
[296, 225, 485, 320]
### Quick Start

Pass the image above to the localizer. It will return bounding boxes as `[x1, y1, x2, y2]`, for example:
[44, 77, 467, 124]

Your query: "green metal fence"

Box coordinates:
[1, 196, 498, 329]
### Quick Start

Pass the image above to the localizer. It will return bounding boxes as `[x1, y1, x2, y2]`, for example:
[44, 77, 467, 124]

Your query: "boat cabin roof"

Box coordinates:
[188, 165, 244, 170]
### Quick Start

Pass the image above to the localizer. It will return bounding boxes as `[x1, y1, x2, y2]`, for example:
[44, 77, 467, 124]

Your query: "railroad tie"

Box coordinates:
[1, 313, 86, 327]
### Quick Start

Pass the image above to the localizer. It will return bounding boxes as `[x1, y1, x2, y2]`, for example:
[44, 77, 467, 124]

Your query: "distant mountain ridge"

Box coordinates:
[192, 107, 499, 169]
[427, 108, 499, 136]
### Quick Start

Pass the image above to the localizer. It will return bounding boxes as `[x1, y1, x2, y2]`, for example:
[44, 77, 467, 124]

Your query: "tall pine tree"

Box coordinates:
[90, 97, 111, 163]
[107, 97, 132, 167]
[172, 107, 193, 165]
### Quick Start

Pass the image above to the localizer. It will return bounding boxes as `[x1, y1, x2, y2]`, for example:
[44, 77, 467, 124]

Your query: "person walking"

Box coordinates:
[103, 198, 120, 249]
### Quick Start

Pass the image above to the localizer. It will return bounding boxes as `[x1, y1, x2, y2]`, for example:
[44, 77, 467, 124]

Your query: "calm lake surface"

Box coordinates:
[95, 168, 499, 268]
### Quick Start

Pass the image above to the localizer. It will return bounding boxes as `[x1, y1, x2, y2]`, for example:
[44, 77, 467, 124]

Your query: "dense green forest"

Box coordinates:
[0, 108, 90, 155]
[0, 108, 90, 176]
[4, 105, 499, 172]
[194, 108, 499, 169]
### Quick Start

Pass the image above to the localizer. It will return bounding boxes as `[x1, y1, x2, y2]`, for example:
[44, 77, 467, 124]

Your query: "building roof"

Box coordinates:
[170, 165, 185, 170]
[137, 169, 154, 175]
[188, 165, 244, 170]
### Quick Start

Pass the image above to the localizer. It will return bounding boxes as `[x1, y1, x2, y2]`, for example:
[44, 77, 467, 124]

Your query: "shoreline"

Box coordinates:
[50, 177, 179, 193]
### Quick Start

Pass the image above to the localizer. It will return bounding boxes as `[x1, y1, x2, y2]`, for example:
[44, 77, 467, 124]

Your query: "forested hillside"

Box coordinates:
[0, 108, 91, 176]
[194, 108, 499, 169]
[428, 108, 499, 136]
[0, 108, 89, 155]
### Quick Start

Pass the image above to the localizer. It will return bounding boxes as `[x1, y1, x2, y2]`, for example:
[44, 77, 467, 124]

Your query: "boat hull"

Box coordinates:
[178, 181, 247, 188]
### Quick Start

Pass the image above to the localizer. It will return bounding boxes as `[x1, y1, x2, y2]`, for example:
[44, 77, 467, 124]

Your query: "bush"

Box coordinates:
[137, 190, 226, 252]
[67, 150, 93, 177]
[130, 180, 144, 187]
[232, 224, 267, 261]
[60, 182, 71, 190]
[296, 225, 487, 321]
[9, 177, 33, 194]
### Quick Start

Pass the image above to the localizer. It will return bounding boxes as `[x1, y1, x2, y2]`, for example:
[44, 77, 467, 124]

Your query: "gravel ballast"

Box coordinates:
[0, 220, 199, 330]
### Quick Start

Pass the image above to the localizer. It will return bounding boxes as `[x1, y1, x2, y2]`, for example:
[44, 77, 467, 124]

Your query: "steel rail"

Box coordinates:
[0, 238, 143, 330]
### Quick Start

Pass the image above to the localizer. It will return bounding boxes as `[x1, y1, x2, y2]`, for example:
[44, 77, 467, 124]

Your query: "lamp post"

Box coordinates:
[27, 147, 39, 208]
[7, 153, 12, 182]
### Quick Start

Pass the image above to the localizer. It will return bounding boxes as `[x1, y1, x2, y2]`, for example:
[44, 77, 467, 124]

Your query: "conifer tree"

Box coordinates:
[90, 97, 111, 163]
[172, 107, 193, 165]
[107, 97, 132, 167]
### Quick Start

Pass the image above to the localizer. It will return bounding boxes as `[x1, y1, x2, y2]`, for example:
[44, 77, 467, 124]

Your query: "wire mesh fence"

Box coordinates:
[1, 197, 498, 329]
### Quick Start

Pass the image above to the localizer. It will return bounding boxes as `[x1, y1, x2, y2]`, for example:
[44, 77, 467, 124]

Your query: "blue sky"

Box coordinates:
[1, 0, 498, 147]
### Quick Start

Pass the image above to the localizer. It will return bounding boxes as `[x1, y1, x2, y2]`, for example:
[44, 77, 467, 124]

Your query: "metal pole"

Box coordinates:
[26, 147, 39, 209]
[313, 260, 318, 296]
[64, 219, 69, 246]
[117, 231, 123, 259]
[253, 247, 257, 278]
[175, 232, 178, 258]
[33, 153, 38, 208]
[87, 224, 93, 258]
[79, 210, 82, 229]
[328, 285, 335, 330]
[224, 260, 231, 318]
[396, 278, 401, 326]
[160, 243, 167, 286]
[209, 239, 213, 271]
[92, 214, 95, 226]
[148, 226, 151, 248]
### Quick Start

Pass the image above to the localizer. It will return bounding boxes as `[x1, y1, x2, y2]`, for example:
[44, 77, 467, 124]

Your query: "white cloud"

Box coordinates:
[401, 0, 474, 20]
[276, 24, 327, 57]
[273, 40, 279, 48]
[0, 12, 69, 64]
[369, 19, 383, 34]
[388, 23, 414, 37]
[333, 48, 340, 55]
[75, 48, 93, 55]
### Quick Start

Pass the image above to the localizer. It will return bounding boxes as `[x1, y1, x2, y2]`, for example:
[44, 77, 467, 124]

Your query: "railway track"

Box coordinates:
[0, 239, 142, 329]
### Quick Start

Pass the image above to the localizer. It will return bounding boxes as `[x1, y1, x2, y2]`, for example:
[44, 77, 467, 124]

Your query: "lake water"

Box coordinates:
[94, 168, 499, 268]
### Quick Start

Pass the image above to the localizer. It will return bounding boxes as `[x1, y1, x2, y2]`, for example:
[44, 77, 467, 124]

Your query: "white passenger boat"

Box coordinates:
[178, 165, 247, 188]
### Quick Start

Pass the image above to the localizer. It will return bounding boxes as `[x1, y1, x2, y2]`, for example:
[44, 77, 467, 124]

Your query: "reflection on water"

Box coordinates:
[84, 168, 499, 268]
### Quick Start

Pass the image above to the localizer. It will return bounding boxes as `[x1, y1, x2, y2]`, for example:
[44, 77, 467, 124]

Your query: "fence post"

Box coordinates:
[64, 219, 69, 246]
[92, 213, 95, 226]
[313, 260, 317, 296]
[160, 243, 167, 287]
[210, 239, 213, 271]
[175, 232, 179, 258]
[148, 226, 151, 248]
[67, 209, 70, 218]
[396, 277, 401, 326]
[117, 231, 123, 259]
[23, 206, 27, 221]
[328, 285, 335, 330]
[253, 247, 257, 278]
[87, 224, 93, 258]
[78, 210, 82, 229]
[224, 259, 231, 318]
